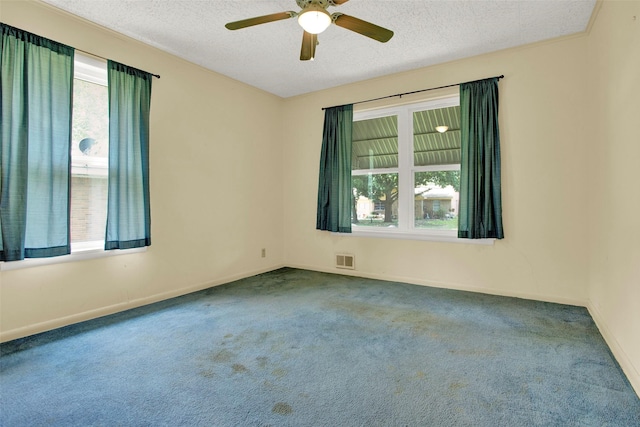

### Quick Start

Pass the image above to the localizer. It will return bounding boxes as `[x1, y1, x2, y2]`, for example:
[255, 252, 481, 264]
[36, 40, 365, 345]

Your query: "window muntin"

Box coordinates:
[352, 97, 460, 237]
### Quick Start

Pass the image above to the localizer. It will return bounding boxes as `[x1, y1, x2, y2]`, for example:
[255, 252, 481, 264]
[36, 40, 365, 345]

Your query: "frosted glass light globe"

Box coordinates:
[298, 7, 332, 34]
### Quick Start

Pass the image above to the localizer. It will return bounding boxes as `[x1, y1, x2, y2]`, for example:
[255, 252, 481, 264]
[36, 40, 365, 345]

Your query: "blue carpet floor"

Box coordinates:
[1, 268, 639, 426]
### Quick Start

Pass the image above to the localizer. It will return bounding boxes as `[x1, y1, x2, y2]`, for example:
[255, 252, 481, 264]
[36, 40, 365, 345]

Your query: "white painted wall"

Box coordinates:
[281, 35, 591, 305]
[586, 0, 640, 395]
[0, 0, 285, 340]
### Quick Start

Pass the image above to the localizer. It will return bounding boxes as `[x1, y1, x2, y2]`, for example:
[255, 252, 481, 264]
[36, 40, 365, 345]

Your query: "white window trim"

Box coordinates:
[75, 51, 108, 85]
[72, 156, 108, 176]
[344, 229, 494, 245]
[0, 246, 146, 271]
[350, 96, 493, 244]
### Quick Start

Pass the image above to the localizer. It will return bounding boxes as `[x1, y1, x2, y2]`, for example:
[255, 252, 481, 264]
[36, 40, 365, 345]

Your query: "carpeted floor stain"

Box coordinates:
[232, 363, 248, 373]
[326, 297, 464, 339]
[271, 368, 287, 378]
[449, 381, 467, 391]
[199, 369, 215, 378]
[256, 356, 269, 368]
[272, 402, 293, 415]
[448, 348, 496, 357]
[209, 348, 234, 363]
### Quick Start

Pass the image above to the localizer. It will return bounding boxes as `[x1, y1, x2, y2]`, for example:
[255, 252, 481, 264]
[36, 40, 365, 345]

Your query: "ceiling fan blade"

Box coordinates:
[225, 11, 295, 30]
[333, 13, 394, 43]
[331, 0, 350, 5]
[300, 31, 318, 61]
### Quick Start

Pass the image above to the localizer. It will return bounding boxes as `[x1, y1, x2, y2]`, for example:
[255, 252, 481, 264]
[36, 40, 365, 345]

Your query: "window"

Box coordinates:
[1, 24, 153, 268]
[351, 96, 461, 238]
[317, 78, 501, 241]
[71, 53, 109, 251]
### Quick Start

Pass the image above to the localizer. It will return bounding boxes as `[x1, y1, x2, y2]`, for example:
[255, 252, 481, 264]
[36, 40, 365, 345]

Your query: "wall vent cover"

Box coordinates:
[336, 254, 355, 270]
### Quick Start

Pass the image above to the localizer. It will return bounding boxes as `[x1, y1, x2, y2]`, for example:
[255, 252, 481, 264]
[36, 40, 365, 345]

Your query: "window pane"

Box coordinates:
[414, 171, 459, 230]
[413, 106, 461, 166]
[352, 173, 398, 227]
[70, 175, 108, 242]
[71, 78, 109, 244]
[352, 115, 398, 170]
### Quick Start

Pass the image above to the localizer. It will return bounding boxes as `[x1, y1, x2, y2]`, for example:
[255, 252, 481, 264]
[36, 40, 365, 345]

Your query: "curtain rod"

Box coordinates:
[77, 49, 160, 79]
[321, 75, 504, 110]
[1, 23, 160, 79]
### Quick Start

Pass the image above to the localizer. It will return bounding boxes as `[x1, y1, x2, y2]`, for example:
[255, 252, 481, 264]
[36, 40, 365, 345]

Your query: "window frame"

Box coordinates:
[0, 52, 146, 271]
[349, 96, 493, 245]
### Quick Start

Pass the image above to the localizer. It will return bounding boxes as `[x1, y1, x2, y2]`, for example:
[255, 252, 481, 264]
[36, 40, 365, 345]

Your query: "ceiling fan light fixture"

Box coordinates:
[298, 6, 332, 34]
[435, 125, 449, 133]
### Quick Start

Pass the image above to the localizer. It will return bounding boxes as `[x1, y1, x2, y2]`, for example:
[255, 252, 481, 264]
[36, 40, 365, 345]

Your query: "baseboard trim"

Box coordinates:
[587, 300, 640, 398]
[0, 264, 582, 343]
[286, 262, 587, 307]
[0, 264, 286, 343]
[6, 263, 636, 400]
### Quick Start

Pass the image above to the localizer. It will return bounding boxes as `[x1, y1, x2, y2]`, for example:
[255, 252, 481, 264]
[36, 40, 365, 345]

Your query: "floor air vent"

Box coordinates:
[336, 254, 355, 270]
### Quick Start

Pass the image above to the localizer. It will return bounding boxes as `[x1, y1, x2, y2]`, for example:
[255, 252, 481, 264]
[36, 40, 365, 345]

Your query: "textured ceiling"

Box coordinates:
[39, 0, 597, 98]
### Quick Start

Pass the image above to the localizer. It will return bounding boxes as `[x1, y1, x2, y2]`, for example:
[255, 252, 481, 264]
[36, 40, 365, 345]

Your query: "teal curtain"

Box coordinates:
[316, 104, 353, 233]
[458, 77, 504, 239]
[0, 23, 74, 261]
[105, 60, 152, 250]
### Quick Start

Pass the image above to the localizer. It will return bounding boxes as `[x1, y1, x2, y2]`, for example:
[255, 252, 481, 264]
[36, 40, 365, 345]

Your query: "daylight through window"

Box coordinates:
[71, 53, 109, 251]
[352, 96, 461, 237]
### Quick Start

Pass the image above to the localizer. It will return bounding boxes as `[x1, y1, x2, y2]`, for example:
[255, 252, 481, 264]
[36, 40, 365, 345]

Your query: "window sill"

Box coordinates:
[0, 243, 146, 271]
[339, 228, 495, 245]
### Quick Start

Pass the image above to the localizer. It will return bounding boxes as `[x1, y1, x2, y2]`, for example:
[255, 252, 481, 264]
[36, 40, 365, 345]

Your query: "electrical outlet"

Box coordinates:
[261, 248, 266, 258]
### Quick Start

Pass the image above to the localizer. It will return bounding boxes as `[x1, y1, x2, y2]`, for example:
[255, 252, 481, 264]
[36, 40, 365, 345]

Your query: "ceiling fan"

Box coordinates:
[225, 0, 394, 61]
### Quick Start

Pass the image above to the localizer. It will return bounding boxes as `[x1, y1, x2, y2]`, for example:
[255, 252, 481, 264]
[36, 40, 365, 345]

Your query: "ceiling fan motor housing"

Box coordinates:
[296, 0, 331, 9]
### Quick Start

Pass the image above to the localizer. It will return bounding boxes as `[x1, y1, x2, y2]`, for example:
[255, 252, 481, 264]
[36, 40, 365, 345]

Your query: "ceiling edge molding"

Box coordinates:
[585, 0, 604, 35]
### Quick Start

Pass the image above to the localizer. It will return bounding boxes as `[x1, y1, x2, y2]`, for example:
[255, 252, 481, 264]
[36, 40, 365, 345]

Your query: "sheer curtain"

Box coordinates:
[316, 104, 353, 233]
[458, 77, 504, 239]
[0, 24, 74, 261]
[105, 60, 152, 250]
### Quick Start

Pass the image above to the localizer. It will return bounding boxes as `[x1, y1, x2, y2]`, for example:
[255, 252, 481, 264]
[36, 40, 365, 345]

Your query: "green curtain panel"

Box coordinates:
[0, 23, 74, 261]
[105, 60, 152, 250]
[458, 77, 504, 239]
[316, 104, 353, 233]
